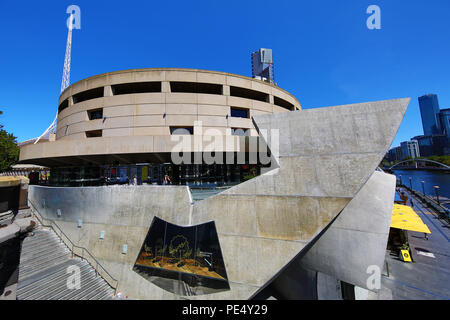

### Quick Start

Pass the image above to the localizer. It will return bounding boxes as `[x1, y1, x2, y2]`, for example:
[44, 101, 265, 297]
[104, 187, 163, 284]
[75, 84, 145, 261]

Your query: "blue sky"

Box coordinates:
[0, 0, 449, 148]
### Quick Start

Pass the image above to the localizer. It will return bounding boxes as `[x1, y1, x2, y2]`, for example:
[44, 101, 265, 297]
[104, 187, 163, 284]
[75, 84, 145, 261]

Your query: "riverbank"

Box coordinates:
[381, 187, 450, 299]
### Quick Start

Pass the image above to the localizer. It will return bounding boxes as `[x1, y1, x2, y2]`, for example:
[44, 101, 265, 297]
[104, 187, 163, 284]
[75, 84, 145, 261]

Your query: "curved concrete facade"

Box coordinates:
[20, 68, 301, 166]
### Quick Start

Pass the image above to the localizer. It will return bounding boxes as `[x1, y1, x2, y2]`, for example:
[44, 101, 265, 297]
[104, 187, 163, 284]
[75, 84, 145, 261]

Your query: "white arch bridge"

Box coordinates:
[388, 159, 450, 170]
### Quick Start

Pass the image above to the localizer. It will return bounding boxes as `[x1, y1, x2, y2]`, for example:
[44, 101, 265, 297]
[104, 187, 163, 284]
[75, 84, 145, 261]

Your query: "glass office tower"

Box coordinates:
[418, 94, 442, 136]
[439, 108, 450, 138]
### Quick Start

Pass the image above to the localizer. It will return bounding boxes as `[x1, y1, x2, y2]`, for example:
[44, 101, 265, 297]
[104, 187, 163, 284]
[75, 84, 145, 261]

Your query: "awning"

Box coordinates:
[391, 204, 431, 234]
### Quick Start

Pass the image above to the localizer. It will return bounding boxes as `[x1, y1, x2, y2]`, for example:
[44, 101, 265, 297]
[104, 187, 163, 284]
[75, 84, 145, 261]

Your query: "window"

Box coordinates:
[170, 127, 193, 135]
[230, 107, 249, 119]
[133, 216, 229, 295]
[230, 86, 269, 103]
[170, 82, 223, 95]
[112, 82, 161, 95]
[87, 108, 103, 120]
[72, 87, 104, 104]
[231, 128, 249, 136]
[85, 130, 102, 138]
[274, 96, 295, 111]
[58, 99, 69, 113]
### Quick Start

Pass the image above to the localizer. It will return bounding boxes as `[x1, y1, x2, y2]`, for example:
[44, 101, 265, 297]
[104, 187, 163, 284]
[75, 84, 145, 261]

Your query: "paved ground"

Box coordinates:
[381, 188, 450, 300]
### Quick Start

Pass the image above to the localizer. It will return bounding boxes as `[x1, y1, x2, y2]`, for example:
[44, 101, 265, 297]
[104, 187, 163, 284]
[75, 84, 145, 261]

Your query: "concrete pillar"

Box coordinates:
[223, 85, 230, 96]
[104, 85, 113, 97]
[162, 81, 170, 93]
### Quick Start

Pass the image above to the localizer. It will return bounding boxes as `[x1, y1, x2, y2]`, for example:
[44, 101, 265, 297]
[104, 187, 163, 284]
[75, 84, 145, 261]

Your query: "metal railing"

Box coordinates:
[28, 199, 119, 295]
[399, 184, 450, 223]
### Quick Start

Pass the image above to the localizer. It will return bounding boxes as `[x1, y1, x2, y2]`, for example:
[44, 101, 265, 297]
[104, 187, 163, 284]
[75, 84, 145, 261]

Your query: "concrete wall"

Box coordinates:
[299, 171, 396, 290]
[20, 69, 301, 164]
[253, 170, 396, 299]
[189, 98, 409, 299]
[28, 184, 192, 299]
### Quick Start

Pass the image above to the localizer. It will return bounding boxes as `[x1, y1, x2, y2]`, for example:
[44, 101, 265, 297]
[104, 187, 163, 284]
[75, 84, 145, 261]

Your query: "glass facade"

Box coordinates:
[46, 163, 263, 188]
[439, 108, 450, 138]
[133, 216, 229, 295]
[400, 140, 420, 159]
[418, 94, 442, 136]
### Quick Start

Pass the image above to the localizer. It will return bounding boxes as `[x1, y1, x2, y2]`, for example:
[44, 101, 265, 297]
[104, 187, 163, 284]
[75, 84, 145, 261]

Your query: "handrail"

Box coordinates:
[28, 199, 119, 295]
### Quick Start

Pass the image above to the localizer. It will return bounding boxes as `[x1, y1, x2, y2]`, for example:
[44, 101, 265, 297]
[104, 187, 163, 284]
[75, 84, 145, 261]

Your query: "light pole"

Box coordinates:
[434, 186, 440, 205]
[421, 181, 425, 196]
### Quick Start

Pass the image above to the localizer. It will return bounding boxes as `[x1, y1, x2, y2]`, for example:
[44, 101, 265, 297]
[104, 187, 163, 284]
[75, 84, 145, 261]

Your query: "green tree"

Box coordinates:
[0, 111, 19, 172]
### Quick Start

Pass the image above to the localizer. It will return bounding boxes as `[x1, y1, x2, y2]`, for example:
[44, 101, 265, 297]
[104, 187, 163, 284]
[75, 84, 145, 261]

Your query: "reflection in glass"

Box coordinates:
[133, 217, 230, 296]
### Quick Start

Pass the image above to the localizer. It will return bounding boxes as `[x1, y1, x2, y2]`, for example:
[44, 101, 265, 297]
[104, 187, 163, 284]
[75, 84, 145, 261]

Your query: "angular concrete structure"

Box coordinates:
[28, 96, 410, 299]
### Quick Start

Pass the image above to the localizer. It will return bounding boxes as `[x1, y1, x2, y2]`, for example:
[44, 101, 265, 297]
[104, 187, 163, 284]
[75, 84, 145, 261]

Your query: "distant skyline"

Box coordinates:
[1, 0, 449, 147]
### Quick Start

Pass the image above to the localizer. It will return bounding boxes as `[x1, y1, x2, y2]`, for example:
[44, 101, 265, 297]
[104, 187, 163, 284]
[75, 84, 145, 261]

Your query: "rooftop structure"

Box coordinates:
[251, 48, 275, 84]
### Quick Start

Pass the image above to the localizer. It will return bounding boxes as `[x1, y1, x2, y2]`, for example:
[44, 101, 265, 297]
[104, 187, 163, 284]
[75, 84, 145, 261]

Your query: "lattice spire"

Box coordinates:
[34, 14, 74, 144]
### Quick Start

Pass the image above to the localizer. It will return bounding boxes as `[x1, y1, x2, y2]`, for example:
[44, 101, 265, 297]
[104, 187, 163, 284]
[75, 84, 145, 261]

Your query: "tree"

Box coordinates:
[0, 111, 19, 172]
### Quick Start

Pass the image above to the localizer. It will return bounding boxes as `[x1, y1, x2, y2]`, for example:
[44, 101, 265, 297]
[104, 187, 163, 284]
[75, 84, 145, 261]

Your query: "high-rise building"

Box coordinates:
[401, 140, 420, 159]
[251, 48, 274, 84]
[387, 146, 402, 162]
[439, 108, 450, 138]
[418, 94, 442, 136]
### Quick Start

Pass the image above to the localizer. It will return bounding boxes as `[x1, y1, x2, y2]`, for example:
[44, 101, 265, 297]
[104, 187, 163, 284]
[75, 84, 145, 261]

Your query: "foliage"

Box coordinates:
[427, 155, 450, 166]
[0, 128, 19, 172]
[169, 235, 192, 260]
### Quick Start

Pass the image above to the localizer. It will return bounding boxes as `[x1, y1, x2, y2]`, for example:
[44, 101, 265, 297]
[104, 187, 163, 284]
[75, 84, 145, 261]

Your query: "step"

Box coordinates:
[43, 266, 98, 300]
[18, 262, 90, 300]
[23, 263, 92, 300]
[61, 274, 106, 300]
[19, 253, 72, 280]
[17, 259, 84, 291]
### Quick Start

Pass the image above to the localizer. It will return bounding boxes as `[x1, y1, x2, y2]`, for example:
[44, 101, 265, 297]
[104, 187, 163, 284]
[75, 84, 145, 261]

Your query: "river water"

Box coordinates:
[393, 169, 450, 201]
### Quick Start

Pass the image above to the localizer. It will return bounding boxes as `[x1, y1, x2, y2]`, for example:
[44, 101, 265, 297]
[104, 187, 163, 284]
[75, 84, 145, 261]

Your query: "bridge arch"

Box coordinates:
[389, 159, 450, 170]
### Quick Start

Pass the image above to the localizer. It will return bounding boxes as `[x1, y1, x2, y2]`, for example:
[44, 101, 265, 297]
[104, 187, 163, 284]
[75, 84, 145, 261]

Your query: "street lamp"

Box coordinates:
[421, 181, 425, 196]
[434, 186, 440, 205]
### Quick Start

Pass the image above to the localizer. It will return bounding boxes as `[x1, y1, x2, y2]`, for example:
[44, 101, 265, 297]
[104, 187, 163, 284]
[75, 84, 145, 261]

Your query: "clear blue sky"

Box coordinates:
[1, 0, 449, 148]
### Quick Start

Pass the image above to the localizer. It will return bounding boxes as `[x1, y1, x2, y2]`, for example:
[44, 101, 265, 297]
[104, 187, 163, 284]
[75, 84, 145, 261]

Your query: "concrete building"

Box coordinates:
[19, 68, 300, 187]
[400, 140, 420, 159]
[19, 67, 410, 300]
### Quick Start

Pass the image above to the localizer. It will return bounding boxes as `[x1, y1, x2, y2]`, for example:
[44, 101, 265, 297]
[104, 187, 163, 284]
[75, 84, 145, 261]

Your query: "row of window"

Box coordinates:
[62, 106, 250, 136]
[58, 81, 295, 113]
[85, 127, 250, 138]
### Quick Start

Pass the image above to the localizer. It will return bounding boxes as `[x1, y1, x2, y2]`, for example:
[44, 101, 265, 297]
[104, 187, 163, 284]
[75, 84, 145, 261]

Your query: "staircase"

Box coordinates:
[17, 227, 115, 300]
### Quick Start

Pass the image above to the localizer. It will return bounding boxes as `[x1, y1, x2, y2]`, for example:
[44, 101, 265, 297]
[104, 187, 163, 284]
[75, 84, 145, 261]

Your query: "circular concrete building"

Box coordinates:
[19, 68, 301, 186]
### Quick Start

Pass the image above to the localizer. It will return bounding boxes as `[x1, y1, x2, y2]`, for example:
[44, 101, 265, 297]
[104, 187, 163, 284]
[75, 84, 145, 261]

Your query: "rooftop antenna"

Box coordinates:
[34, 12, 74, 144]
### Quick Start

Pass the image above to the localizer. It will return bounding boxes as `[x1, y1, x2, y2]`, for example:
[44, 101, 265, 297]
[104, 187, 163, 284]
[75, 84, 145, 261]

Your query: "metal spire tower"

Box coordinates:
[34, 13, 74, 144]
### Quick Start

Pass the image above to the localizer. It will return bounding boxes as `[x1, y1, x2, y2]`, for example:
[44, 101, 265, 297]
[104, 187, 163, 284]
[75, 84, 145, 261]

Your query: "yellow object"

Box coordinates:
[141, 166, 148, 182]
[400, 250, 412, 262]
[391, 204, 431, 234]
